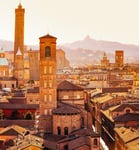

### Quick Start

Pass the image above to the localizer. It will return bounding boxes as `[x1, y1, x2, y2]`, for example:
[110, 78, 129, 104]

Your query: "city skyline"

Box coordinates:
[0, 0, 139, 46]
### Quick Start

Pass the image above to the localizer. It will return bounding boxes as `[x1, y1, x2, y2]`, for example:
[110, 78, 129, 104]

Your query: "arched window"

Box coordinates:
[94, 138, 98, 146]
[26, 112, 32, 120]
[64, 127, 68, 135]
[45, 46, 51, 57]
[57, 126, 61, 135]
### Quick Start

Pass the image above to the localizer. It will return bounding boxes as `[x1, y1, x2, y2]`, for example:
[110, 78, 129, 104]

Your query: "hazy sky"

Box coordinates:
[0, 0, 139, 45]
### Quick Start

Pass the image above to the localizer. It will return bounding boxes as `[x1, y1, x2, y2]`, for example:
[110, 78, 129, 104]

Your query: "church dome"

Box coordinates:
[0, 58, 8, 66]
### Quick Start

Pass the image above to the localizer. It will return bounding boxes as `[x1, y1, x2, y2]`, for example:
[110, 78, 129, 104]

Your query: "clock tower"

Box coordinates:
[38, 34, 57, 133]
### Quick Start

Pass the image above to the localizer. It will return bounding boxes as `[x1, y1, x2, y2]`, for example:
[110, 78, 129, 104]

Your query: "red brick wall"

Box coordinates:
[53, 114, 81, 135]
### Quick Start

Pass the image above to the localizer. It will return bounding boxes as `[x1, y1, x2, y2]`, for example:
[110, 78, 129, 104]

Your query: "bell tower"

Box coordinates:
[14, 3, 25, 86]
[38, 34, 57, 133]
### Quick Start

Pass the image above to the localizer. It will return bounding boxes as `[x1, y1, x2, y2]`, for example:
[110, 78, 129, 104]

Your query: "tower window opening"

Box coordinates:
[45, 46, 51, 57]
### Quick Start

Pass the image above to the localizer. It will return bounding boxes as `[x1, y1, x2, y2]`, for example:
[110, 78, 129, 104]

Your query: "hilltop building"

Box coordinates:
[101, 52, 110, 68]
[115, 50, 124, 67]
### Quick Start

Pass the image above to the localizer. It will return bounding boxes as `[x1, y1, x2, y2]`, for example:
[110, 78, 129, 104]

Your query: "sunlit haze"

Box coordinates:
[0, 0, 139, 45]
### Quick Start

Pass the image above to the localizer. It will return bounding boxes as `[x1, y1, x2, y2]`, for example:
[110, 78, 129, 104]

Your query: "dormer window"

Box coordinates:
[45, 46, 51, 57]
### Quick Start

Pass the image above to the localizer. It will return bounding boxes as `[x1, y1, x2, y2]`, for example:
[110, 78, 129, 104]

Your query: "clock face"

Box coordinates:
[45, 46, 51, 57]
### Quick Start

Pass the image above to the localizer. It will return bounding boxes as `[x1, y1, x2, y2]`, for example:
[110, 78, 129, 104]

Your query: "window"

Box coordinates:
[57, 127, 61, 135]
[44, 95, 47, 102]
[81, 117, 84, 128]
[19, 63, 22, 68]
[45, 46, 51, 57]
[44, 66, 47, 74]
[94, 139, 98, 146]
[0, 84, 2, 89]
[19, 74, 22, 78]
[64, 127, 68, 135]
[3, 71, 5, 76]
[12, 84, 14, 88]
[49, 109, 52, 115]
[64, 145, 68, 150]
[49, 80, 52, 87]
[44, 80, 47, 88]
[4, 84, 6, 88]
[49, 66, 52, 73]
[77, 95, 80, 99]
[63, 95, 69, 99]
[49, 95, 52, 102]
[44, 109, 47, 115]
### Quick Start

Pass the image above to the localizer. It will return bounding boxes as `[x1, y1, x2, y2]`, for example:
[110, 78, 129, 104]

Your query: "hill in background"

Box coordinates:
[0, 36, 139, 66]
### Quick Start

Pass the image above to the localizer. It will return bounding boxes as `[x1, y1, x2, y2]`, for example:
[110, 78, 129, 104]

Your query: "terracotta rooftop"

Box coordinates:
[53, 102, 81, 114]
[93, 94, 113, 104]
[102, 87, 129, 93]
[126, 138, 139, 150]
[43, 134, 66, 142]
[43, 134, 66, 149]
[0, 77, 17, 81]
[27, 87, 39, 93]
[0, 103, 39, 109]
[114, 113, 139, 122]
[23, 145, 42, 150]
[0, 135, 16, 141]
[112, 103, 139, 112]
[70, 128, 100, 137]
[0, 125, 27, 136]
[39, 34, 57, 39]
[68, 136, 89, 150]
[115, 127, 139, 143]
[58, 80, 83, 91]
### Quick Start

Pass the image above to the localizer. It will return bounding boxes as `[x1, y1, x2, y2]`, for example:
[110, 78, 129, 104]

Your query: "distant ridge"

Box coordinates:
[0, 39, 38, 51]
[61, 35, 139, 55]
[59, 36, 139, 66]
[0, 36, 139, 66]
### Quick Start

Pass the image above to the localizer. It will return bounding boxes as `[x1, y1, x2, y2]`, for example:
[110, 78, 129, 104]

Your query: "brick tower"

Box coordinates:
[14, 3, 25, 86]
[115, 50, 124, 67]
[38, 34, 57, 133]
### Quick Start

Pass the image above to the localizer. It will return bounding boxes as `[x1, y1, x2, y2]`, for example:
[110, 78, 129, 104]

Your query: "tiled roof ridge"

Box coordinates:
[112, 103, 139, 112]
[58, 80, 83, 90]
[114, 113, 139, 122]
